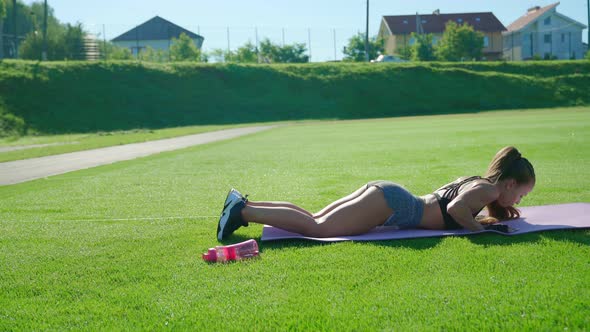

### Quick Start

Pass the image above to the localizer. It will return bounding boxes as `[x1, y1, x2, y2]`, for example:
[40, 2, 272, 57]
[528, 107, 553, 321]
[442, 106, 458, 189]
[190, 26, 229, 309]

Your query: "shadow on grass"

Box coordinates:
[466, 229, 590, 247]
[245, 229, 590, 252]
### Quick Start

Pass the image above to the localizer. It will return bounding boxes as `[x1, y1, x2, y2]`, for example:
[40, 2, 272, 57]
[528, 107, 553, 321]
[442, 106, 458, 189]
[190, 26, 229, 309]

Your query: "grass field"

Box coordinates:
[1, 107, 589, 330]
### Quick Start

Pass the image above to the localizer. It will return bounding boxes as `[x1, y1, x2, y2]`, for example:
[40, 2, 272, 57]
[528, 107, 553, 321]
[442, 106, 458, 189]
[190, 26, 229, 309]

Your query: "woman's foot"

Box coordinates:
[217, 189, 248, 240]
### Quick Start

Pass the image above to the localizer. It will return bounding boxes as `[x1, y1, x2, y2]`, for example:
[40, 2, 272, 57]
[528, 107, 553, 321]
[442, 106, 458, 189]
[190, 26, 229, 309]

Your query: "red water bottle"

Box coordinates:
[202, 239, 259, 263]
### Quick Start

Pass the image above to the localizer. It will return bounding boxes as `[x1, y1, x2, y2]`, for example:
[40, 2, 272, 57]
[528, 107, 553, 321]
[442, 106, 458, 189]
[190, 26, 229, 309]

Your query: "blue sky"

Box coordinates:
[24, 0, 589, 61]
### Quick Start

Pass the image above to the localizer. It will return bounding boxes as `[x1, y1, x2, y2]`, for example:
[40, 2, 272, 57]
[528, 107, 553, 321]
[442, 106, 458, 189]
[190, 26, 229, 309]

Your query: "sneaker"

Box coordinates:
[217, 189, 248, 241]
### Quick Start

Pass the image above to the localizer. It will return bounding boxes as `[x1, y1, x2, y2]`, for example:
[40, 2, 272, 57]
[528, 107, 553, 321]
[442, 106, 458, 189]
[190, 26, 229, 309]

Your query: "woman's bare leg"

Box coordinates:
[241, 186, 393, 237]
[245, 184, 371, 219]
[312, 184, 370, 218]
[247, 201, 313, 217]
[241, 204, 318, 235]
[313, 187, 393, 237]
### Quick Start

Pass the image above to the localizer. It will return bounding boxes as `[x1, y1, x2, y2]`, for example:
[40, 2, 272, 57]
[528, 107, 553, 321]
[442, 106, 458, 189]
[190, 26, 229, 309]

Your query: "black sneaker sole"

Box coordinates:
[218, 200, 246, 241]
[217, 189, 242, 240]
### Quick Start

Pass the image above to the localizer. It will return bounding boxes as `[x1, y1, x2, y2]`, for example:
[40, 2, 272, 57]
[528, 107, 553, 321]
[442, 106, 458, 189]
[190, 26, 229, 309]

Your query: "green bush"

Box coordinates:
[543, 53, 558, 60]
[0, 112, 26, 137]
[0, 60, 588, 134]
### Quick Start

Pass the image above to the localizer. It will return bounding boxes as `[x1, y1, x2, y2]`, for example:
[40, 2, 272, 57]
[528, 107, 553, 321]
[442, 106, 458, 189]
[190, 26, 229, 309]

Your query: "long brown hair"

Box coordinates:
[478, 146, 535, 224]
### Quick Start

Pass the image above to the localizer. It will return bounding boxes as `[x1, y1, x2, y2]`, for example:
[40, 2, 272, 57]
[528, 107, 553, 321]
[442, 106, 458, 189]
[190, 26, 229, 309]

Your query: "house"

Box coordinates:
[503, 3, 587, 60]
[378, 11, 507, 60]
[112, 16, 204, 56]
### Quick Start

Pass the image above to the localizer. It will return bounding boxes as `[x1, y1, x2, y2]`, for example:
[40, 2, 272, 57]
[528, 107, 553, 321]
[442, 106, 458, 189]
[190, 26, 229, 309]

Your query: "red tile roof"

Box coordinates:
[383, 12, 506, 35]
[506, 2, 559, 32]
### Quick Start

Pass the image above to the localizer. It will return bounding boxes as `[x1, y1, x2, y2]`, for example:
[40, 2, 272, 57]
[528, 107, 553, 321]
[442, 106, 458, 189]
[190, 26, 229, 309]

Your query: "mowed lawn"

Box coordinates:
[0, 108, 589, 330]
[0, 123, 270, 163]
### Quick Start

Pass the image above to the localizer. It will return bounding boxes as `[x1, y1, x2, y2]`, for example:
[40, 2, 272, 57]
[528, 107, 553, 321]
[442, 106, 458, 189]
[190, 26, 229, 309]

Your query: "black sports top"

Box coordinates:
[433, 176, 490, 230]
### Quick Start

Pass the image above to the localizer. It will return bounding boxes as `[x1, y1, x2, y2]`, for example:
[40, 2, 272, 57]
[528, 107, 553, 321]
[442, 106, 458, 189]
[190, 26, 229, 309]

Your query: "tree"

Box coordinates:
[2, 0, 37, 57]
[435, 21, 484, 61]
[210, 41, 259, 63]
[586, 51, 590, 60]
[98, 41, 133, 60]
[7, 1, 86, 60]
[0, 0, 6, 58]
[138, 46, 168, 62]
[169, 32, 204, 62]
[208, 48, 227, 63]
[19, 27, 60, 60]
[396, 45, 412, 60]
[342, 32, 384, 62]
[232, 41, 258, 63]
[62, 23, 85, 60]
[20, 22, 85, 60]
[411, 33, 436, 61]
[259, 38, 308, 63]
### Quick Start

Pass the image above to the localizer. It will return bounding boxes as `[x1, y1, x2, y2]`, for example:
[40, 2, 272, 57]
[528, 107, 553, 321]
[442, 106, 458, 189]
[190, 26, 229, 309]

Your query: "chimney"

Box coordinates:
[527, 6, 541, 13]
[433, 9, 440, 15]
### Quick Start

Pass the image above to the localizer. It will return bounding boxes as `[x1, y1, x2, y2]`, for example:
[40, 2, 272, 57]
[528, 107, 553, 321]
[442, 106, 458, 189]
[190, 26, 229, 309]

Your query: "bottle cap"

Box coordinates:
[202, 248, 217, 262]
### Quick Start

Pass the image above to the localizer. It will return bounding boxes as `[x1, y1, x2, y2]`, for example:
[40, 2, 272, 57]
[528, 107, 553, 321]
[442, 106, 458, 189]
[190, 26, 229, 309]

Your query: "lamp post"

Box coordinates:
[42, 0, 47, 60]
[13, 0, 17, 58]
[364, 0, 369, 62]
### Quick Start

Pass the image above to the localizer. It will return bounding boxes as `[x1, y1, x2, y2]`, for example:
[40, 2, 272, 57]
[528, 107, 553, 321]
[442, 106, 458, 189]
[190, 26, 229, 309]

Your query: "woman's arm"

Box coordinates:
[447, 184, 499, 232]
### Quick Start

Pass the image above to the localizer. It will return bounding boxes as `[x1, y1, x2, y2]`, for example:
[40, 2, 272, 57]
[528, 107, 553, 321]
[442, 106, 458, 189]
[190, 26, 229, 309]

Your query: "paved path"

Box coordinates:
[0, 125, 275, 185]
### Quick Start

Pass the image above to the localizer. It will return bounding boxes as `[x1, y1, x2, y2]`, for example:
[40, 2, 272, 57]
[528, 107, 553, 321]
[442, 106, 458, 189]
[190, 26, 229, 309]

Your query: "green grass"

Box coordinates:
[0, 122, 287, 162]
[1, 107, 589, 330]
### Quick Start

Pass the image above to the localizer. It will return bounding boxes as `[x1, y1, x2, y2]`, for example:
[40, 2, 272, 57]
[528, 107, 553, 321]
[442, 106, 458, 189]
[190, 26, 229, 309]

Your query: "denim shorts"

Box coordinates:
[367, 180, 425, 229]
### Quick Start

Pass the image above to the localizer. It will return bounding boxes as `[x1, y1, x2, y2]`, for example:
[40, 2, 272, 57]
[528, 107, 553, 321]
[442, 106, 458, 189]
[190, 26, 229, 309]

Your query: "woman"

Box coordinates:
[217, 146, 535, 240]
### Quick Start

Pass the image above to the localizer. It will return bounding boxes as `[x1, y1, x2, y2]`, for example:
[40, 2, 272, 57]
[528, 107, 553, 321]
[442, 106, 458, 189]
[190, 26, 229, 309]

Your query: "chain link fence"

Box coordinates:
[84, 24, 363, 62]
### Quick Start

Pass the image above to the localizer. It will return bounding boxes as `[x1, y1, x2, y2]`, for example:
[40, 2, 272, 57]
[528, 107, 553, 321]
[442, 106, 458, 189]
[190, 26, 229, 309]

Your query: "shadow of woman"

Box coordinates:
[226, 228, 590, 253]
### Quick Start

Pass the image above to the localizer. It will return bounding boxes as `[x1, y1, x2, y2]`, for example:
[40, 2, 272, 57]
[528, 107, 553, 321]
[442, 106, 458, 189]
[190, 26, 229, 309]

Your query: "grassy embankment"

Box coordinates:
[1, 59, 588, 136]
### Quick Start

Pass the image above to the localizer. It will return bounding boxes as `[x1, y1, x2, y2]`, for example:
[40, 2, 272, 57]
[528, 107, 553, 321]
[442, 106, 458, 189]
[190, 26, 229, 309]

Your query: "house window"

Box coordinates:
[544, 17, 551, 25]
[403, 20, 408, 24]
[483, 36, 489, 47]
[544, 34, 552, 43]
[476, 17, 481, 22]
[457, 18, 463, 23]
[421, 19, 427, 23]
[561, 33, 565, 43]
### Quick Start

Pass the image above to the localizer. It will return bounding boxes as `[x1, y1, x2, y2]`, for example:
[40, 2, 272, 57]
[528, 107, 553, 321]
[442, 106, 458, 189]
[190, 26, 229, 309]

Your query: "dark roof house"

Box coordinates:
[112, 16, 203, 42]
[381, 12, 506, 35]
[111, 16, 204, 56]
[379, 11, 507, 60]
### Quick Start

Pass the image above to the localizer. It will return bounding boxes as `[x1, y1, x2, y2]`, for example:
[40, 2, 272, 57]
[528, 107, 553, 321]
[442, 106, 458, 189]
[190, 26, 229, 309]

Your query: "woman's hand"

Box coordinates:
[446, 199, 485, 231]
[447, 182, 500, 232]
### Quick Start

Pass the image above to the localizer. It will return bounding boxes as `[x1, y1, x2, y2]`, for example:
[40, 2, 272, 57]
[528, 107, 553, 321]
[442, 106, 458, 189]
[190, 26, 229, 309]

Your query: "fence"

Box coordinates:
[85, 24, 364, 63]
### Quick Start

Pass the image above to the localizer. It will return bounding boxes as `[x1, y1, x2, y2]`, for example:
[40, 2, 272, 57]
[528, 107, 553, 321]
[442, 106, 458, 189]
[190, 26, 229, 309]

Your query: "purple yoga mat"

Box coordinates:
[261, 203, 590, 242]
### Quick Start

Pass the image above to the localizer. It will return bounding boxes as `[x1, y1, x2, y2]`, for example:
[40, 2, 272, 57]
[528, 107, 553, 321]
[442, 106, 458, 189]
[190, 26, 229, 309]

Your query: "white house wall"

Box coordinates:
[504, 8, 586, 60]
[550, 14, 584, 59]
[113, 38, 203, 56]
[521, 23, 538, 59]
[503, 31, 522, 61]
